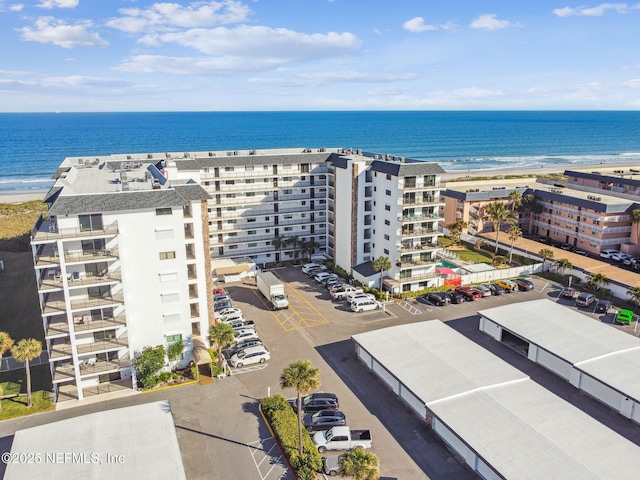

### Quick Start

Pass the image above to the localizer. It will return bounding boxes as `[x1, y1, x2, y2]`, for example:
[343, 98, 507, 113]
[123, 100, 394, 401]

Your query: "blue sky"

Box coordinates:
[1, 0, 640, 111]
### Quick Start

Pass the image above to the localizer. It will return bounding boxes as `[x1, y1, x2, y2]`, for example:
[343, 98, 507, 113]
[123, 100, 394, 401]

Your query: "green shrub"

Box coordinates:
[158, 371, 172, 383]
[211, 365, 223, 377]
[189, 364, 199, 380]
[260, 395, 323, 474]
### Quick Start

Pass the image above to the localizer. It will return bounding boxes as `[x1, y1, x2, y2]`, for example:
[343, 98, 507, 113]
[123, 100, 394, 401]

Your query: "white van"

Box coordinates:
[599, 248, 620, 259]
[229, 345, 270, 368]
[350, 299, 381, 313]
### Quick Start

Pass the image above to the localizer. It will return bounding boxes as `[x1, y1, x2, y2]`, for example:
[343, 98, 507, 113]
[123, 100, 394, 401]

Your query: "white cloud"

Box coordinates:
[19, 17, 109, 48]
[106, 0, 251, 33]
[9, 3, 24, 11]
[137, 25, 361, 61]
[249, 70, 417, 88]
[402, 17, 456, 33]
[470, 14, 511, 30]
[553, 3, 638, 17]
[403, 17, 438, 33]
[37, 0, 79, 9]
[622, 78, 640, 87]
[114, 54, 281, 75]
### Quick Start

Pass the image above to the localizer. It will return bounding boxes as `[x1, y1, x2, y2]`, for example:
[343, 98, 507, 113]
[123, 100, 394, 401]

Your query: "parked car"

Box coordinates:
[328, 283, 348, 293]
[214, 301, 233, 312]
[305, 266, 325, 277]
[289, 393, 339, 413]
[322, 455, 345, 477]
[314, 272, 333, 283]
[213, 287, 227, 295]
[612, 252, 632, 263]
[320, 274, 340, 286]
[485, 283, 505, 295]
[228, 319, 256, 332]
[229, 345, 270, 368]
[302, 262, 326, 274]
[514, 278, 534, 291]
[455, 286, 483, 301]
[475, 285, 493, 297]
[344, 288, 366, 303]
[325, 278, 343, 289]
[230, 338, 263, 353]
[495, 279, 518, 292]
[233, 329, 260, 343]
[594, 299, 612, 313]
[313, 426, 372, 453]
[575, 292, 597, 308]
[561, 287, 576, 299]
[425, 292, 451, 306]
[213, 294, 231, 303]
[217, 312, 245, 324]
[622, 256, 637, 266]
[599, 249, 620, 259]
[350, 299, 381, 312]
[214, 307, 243, 319]
[347, 293, 376, 304]
[302, 409, 347, 432]
[444, 290, 465, 304]
[615, 309, 634, 325]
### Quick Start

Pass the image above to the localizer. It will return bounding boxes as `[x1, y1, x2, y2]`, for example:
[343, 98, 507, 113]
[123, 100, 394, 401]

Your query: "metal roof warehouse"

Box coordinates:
[352, 321, 640, 480]
[478, 299, 640, 424]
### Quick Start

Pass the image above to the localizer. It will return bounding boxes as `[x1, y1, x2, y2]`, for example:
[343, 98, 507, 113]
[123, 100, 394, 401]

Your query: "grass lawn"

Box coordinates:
[438, 237, 494, 264]
[0, 381, 54, 420]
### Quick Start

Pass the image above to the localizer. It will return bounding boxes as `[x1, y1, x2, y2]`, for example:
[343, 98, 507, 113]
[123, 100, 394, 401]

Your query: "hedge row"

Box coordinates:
[261, 395, 323, 478]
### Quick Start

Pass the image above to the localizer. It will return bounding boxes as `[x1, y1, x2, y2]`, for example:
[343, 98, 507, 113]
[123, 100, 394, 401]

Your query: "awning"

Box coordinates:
[215, 264, 250, 275]
[436, 267, 458, 275]
[191, 336, 211, 365]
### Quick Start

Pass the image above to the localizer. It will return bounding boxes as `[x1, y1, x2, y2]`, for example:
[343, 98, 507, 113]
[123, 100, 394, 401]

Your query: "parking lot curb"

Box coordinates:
[258, 403, 297, 479]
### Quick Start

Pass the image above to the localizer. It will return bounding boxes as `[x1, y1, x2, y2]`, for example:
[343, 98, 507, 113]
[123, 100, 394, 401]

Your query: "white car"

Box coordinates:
[229, 345, 270, 368]
[217, 312, 245, 324]
[612, 253, 632, 262]
[302, 262, 326, 274]
[347, 293, 375, 304]
[314, 272, 332, 283]
[475, 285, 493, 297]
[344, 288, 366, 303]
[599, 249, 620, 259]
[233, 329, 259, 343]
[350, 299, 381, 313]
[214, 307, 243, 319]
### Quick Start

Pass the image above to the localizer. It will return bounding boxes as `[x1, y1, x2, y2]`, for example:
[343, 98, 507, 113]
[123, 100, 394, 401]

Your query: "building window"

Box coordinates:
[283, 189, 293, 194]
[246, 179, 255, 184]
[226, 193, 235, 198]
[248, 230, 256, 235]
[384, 234, 390, 240]
[284, 227, 293, 231]
[225, 180, 235, 185]
[226, 206, 236, 211]
[284, 214, 293, 219]
[227, 219, 237, 224]
[385, 205, 391, 211]
[245, 165, 254, 171]
[386, 174, 392, 180]
[229, 245, 238, 250]
[156, 207, 172, 216]
[247, 192, 255, 197]
[384, 248, 389, 254]
[248, 243, 257, 247]
[384, 219, 390, 226]
[166, 334, 182, 342]
[159, 251, 176, 260]
[224, 167, 234, 172]
[161, 293, 179, 303]
[228, 232, 238, 237]
[385, 190, 391, 196]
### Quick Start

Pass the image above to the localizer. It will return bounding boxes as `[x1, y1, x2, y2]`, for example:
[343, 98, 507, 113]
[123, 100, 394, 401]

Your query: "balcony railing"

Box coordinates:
[52, 359, 131, 383]
[46, 315, 127, 337]
[42, 294, 125, 316]
[49, 336, 129, 360]
[39, 270, 122, 292]
[401, 228, 438, 238]
[397, 244, 440, 253]
[32, 216, 119, 243]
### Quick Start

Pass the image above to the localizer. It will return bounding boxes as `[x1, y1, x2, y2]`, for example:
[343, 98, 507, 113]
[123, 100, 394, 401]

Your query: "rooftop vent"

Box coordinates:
[587, 195, 602, 201]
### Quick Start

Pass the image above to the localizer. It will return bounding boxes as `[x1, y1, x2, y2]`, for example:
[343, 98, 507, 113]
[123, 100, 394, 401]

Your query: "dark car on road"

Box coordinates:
[514, 278, 534, 291]
[302, 409, 347, 431]
[425, 292, 451, 306]
[288, 393, 339, 413]
[485, 283, 505, 295]
[444, 290, 466, 304]
[595, 299, 612, 313]
[575, 292, 597, 308]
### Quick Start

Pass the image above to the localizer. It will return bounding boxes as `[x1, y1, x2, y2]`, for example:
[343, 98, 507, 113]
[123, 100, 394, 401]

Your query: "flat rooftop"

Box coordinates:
[352, 321, 640, 479]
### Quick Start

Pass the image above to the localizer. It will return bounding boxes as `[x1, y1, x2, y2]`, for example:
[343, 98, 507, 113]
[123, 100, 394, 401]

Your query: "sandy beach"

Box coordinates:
[0, 192, 47, 204]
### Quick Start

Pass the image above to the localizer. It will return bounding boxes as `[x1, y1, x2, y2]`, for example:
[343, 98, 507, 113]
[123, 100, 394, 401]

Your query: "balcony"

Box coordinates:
[31, 216, 119, 244]
[402, 196, 442, 206]
[399, 258, 438, 268]
[42, 294, 125, 316]
[399, 212, 439, 223]
[401, 228, 438, 238]
[39, 270, 121, 291]
[53, 359, 130, 383]
[397, 243, 440, 254]
[46, 314, 127, 337]
[49, 336, 129, 360]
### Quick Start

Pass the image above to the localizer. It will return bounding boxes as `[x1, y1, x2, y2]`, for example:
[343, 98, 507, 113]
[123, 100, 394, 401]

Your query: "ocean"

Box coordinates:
[2, 111, 640, 194]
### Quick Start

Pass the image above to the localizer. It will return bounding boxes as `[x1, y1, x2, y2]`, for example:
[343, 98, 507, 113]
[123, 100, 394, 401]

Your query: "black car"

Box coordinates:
[514, 278, 534, 291]
[484, 283, 505, 295]
[594, 299, 612, 313]
[444, 290, 465, 304]
[288, 393, 339, 413]
[302, 409, 346, 431]
[425, 292, 451, 306]
[575, 292, 597, 308]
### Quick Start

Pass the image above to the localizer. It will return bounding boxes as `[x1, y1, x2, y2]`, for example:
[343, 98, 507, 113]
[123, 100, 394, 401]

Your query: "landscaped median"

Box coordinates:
[260, 395, 322, 480]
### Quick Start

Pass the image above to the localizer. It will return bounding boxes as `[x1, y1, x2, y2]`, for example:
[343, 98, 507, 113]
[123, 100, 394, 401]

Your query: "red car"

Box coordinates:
[455, 286, 483, 301]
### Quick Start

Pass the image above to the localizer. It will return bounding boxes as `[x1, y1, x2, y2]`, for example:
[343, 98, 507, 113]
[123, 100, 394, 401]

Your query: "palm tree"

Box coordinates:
[301, 239, 320, 261]
[338, 448, 380, 480]
[627, 286, 640, 306]
[280, 360, 320, 456]
[587, 273, 608, 293]
[538, 248, 554, 271]
[556, 258, 573, 277]
[507, 225, 522, 263]
[286, 235, 301, 265]
[372, 256, 392, 292]
[630, 209, 640, 245]
[446, 220, 467, 246]
[11, 338, 42, 408]
[508, 190, 522, 212]
[485, 201, 516, 254]
[208, 323, 235, 367]
[474, 238, 485, 252]
[272, 235, 286, 264]
[0, 332, 14, 411]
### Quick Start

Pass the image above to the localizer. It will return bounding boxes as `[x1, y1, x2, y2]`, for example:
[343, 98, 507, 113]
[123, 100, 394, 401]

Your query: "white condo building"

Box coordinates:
[31, 147, 444, 402]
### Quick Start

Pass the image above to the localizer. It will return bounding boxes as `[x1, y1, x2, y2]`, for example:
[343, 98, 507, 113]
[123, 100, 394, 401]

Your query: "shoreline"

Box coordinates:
[1, 160, 638, 204]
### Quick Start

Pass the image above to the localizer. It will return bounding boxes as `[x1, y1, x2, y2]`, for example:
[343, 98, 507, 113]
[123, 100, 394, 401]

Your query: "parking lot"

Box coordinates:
[2, 266, 638, 480]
